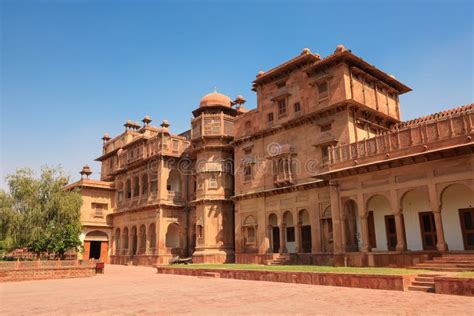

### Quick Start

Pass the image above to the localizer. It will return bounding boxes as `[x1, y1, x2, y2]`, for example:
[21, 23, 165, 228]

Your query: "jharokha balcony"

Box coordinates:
[327, 104, 473, 171]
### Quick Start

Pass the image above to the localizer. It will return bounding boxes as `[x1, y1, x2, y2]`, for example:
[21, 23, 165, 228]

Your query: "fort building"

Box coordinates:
[67, 45, 474, 267]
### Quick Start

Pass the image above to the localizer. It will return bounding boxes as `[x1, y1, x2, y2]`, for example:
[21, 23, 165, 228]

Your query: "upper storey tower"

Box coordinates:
[190, 90, 244, 263]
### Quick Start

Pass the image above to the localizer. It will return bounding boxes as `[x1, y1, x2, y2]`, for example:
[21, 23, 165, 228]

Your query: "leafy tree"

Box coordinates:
[0, 166, 83, 258]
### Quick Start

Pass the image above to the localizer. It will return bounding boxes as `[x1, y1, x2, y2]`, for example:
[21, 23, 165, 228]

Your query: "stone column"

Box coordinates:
[295, 222, 302, 253]
[433, 208, 448, 251]
[279, 223, 287, 254]
[329, 181, 343, 254]
[137, 230, 142, 255]
[427, 183, 448, 251]
[359, 213, 370, 252]
[267, 225, 273, 253]
[128, 232, 133, 256]
[394, 210, 407, 252]
[311, 207, 321, 253]
[145, 230, 150, 255]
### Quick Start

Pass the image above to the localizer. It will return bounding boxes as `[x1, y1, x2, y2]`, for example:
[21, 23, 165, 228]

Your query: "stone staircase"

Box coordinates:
[407, 273, 440, 293]
[267, 254, 291, 265]
[412, 253, 474, 272]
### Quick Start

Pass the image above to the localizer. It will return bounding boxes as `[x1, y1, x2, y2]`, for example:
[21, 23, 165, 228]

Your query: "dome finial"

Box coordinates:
[214, 86, 217, 93]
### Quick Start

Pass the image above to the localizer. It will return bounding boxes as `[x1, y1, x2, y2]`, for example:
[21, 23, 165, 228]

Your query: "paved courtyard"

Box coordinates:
[1, 265, 473, 315]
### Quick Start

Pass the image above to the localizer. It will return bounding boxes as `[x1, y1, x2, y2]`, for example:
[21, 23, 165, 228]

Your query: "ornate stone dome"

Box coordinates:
[199, 91, 232, 108]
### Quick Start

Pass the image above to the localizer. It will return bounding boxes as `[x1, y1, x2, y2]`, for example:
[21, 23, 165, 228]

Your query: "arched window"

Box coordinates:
[149, 224, 156, 249]
[126, 180, 132, 199]
[141, 174, 148, 195]
[123, 227, 129, 250]
[166, 224, 180, 248]
[117, 182, 124, 202]
[167, 170, 181, 192]
[133, 176, 140, 197]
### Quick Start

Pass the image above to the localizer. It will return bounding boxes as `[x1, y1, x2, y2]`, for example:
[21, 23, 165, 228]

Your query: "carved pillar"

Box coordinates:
[128, 231, 134, 256]
[428, 183, 448, 251]
[279, 223, 287, 254]
[295, 222, 302, 253]
[394, 211, 407, 252]
[389, 189, 406, 252]
[267, 225, 273, 253]
[136, 230, 142, 255]
[359, 213, 370, 252]
[329, 181, 343, 254]
[311, 207, 321, 253]
[145, 230, 150, 255]
[433, 208, 448, 251]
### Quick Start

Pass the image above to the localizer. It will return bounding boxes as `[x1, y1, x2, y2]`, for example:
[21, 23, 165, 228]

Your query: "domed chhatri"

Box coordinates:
[334, 44, 347, 53]
[199, 91, 232, 108]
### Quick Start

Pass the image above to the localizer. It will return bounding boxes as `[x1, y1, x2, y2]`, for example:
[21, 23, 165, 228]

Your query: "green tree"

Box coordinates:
[1, 166, 83, 258]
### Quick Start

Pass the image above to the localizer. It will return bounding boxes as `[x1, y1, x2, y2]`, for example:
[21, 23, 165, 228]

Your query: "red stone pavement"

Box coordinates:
[1, 265, 473, 315]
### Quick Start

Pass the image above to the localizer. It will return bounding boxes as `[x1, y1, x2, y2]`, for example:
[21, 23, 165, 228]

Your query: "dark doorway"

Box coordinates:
[368, 211, 377, 249]
[385, 215, 397, 251]
[459, 208, 474, 250]
[419, 212, 437, 250]
[272, 227, 280, 253]
[90, 241, 102, 260]
[301, 225, 312, 253]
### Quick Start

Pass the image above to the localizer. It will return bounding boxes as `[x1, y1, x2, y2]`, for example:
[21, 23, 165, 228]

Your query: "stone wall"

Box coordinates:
[0, 267, 96, 282]
[434, 277, 474, 296]
[156, 267, 414, 291]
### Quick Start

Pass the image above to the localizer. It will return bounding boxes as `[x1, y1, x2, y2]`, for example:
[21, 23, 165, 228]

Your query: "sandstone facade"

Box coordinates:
[68, 45, 474, 266]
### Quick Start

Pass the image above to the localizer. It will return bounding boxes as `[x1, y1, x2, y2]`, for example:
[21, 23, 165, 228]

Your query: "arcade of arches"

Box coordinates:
[235, 176, 474, 266]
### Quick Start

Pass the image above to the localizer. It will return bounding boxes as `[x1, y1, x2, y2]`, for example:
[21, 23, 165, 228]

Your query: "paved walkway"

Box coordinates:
[1, 265, 473, 315]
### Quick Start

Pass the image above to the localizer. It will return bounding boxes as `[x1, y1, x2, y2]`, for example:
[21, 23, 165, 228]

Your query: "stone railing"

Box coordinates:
[328, 107, 473, 170]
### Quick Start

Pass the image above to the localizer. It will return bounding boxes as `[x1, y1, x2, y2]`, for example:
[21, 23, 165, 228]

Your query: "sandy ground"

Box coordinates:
[1, 264, 473, 315]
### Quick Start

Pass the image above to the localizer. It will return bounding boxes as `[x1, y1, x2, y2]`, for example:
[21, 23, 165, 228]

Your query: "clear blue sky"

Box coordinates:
[1, 0, 473, 189]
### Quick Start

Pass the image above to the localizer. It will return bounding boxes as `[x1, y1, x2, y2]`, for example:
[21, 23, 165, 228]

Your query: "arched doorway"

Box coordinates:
[283, 211, 296, 253]
[243, 215, 257, 252]
[298, 209, 312, 253]
[367, 194, 396, 251]
[343, 200, 360, 252]
[268, 213, 279, 253]
[441, 184, 474, 250]
[320, 206, 333, 252]
[84, 230, 109, 262]
[402, 189, 433, 250]
[148, 223, 156, 254]
[165, 223, 180, 248]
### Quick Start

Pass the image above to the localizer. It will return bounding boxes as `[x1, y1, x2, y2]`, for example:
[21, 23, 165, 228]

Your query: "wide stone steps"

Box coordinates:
[407, 273, 440, 293]
[413, 253, 474, 272]
[407, 285, 435, 293]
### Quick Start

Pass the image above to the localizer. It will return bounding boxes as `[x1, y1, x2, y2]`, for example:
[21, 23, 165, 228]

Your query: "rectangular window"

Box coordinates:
[294, 102, 301, 113]
[321, 146, 329, 163]
[244, 165, 252, 182]
[278, 99, 287, 116]
[267, 112, 274, 123]
[91, 203, 108, 218]
[318, 82, 329, 100]
[208, 175, 218, 189]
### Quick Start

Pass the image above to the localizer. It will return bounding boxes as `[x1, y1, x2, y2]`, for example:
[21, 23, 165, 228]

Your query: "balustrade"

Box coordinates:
[328, 108, 473, 166]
